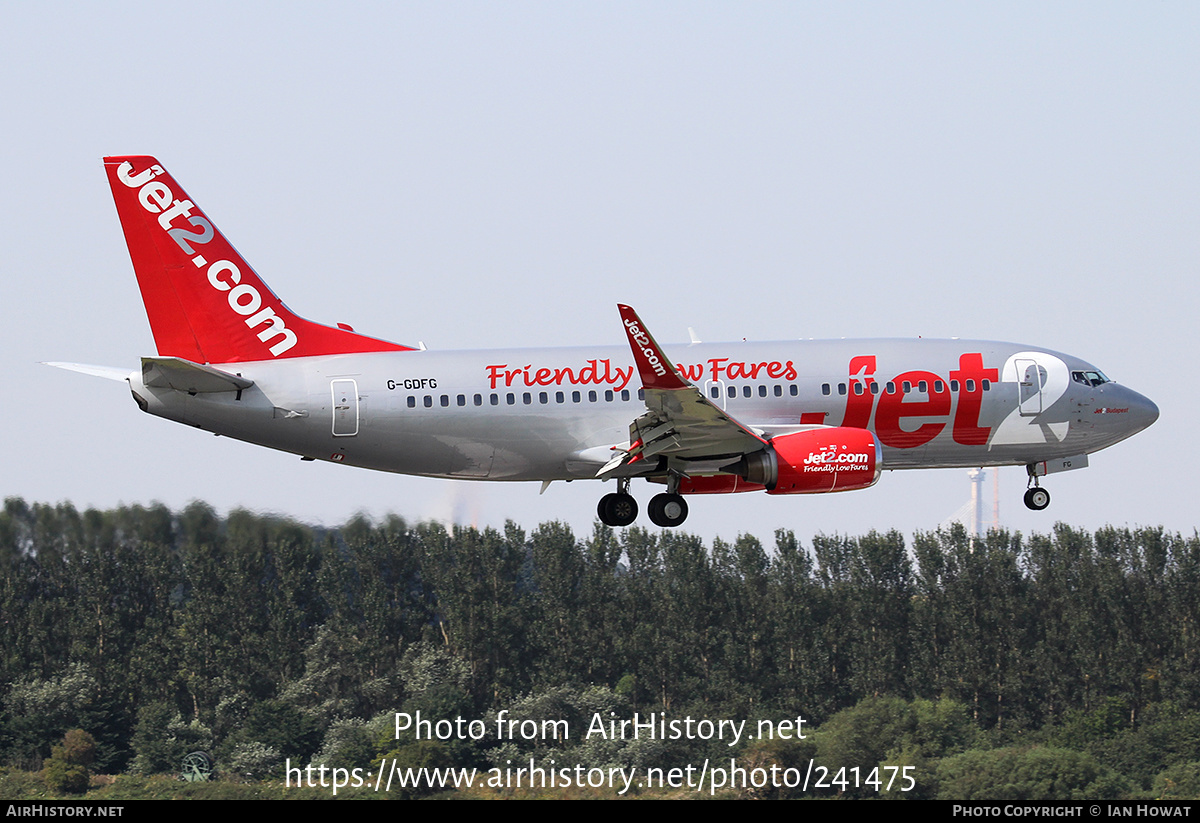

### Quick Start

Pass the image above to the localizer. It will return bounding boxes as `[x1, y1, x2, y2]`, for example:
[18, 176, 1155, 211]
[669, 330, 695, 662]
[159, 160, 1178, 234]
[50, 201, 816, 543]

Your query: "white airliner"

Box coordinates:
[48, 156, 1159, 527]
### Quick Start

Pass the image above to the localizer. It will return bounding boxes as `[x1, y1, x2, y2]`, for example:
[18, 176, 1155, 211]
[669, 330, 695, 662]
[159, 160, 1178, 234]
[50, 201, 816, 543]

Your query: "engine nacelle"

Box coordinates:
[734, 427, 883, 495]
[676, 475, 767, 495]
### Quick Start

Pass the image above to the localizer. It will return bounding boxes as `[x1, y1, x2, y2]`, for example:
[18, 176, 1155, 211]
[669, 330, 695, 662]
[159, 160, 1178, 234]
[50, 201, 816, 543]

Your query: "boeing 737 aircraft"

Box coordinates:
[48, 156, 1159, 528]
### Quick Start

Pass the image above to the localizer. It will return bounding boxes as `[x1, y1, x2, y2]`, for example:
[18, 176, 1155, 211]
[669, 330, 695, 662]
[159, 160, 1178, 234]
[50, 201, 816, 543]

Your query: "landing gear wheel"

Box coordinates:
[598, 492, 638, 527]
[1024, 487, 1050, 511]
[648, 493, 689, 528]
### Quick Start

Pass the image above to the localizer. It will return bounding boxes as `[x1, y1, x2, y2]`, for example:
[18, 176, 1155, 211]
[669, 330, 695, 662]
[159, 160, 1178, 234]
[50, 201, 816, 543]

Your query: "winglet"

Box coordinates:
[617, 304, 689, 391]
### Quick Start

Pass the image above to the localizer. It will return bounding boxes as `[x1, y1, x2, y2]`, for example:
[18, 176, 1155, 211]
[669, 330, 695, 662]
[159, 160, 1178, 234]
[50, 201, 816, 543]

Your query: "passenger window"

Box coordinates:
[918, 381, 927, 393]
[456, 394, 465, 406]
[589, 391, 597, 402]
[758, 385, 767, 397]
[605, 390, 614, 401]
[407, 396, 415, 408]
[966, 380, 976, 392]
[621, 390, 630, 401]
[902, 381, 912, 393]
[473, 394, 482, 406]
[710, 387, 720, 399]
[934, 381, 944, 393]
[523, 393, 532, 405]
[886, 382, 896, 394]
[870, 383, 879, 395]
[982, 380, 991, 391]
[790, 385, 798, 396]
[950, 380, 960, 392]
[637, 389, 645, 400]
[490, 394, 499, 406]
[838, 383, 847, 396]
[424, 396, 433, 408]
[506, 393, 515, 405]
[572, 391, 581, 403]
[538, 392, 548, 404]
[743, 386, 752, 398]
[555, 391, 564, 403]
[440, 395, 449, 407]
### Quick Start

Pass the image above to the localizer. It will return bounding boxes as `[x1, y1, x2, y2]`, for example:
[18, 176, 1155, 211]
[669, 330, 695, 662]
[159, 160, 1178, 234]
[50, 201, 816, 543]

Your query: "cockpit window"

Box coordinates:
[1072, 370, 1110, 388]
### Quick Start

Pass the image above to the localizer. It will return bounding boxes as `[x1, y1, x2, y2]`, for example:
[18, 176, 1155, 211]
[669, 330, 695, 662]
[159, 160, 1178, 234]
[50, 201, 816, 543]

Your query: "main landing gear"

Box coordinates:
[597, 479, 690, 527]
[597, 487, 638, 527]
[648, 492, 688, 528]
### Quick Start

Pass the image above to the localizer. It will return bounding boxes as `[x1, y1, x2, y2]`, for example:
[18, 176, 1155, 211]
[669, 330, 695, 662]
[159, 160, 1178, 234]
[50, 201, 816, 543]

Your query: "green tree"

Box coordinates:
[937, 745, 1128, 800]
[42, 729, 95, 794]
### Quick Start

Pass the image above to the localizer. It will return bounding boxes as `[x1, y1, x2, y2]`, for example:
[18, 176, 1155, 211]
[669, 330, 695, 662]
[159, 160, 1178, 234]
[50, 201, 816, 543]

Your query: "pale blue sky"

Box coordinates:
[3, 2, 1195, 544]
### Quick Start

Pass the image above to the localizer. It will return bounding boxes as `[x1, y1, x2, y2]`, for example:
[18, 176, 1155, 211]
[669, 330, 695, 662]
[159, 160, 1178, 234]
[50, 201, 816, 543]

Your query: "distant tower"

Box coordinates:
[993, 467, 1000, 531]
[968, 468, 986, 537]
[942, 468, 1001, 536]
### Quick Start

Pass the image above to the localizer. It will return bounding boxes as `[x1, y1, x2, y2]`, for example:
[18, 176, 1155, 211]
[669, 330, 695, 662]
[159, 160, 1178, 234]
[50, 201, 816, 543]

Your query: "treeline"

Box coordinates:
[1, 496, 1199, 794]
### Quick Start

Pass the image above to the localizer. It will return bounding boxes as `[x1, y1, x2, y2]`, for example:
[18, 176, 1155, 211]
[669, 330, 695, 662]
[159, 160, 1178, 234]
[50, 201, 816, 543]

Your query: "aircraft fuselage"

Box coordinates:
[130, 338, 1157, 483]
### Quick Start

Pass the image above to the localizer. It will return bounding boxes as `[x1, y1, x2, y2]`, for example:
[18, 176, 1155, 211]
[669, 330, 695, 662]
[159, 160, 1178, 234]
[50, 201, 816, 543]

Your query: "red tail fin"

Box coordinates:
[104, 156, 413, 363]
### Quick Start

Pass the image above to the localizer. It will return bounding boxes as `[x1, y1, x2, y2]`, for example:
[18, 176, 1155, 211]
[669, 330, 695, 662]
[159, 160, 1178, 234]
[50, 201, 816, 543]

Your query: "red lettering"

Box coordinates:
[614, 366, 633, 391]
[708, 358, 729, 382]
[950, 353, 998, 445]
[579, 360, 599, 385]
[486, 364, 505, 390]
[600, 359, 615, 385]
[842, 355, 877, 428]
[483, 360, 632, 390]
[874, 370, 950, 448]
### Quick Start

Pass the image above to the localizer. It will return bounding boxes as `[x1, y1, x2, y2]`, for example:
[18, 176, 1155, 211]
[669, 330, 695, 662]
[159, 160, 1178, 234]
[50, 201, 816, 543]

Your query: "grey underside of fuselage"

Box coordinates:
[130, 338, 1150, 482]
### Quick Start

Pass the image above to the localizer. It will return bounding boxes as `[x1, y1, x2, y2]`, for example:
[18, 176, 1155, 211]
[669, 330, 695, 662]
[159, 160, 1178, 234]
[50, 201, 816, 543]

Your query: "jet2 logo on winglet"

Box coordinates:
[623, 319, 667, 377]
[115, 161, 298, 357]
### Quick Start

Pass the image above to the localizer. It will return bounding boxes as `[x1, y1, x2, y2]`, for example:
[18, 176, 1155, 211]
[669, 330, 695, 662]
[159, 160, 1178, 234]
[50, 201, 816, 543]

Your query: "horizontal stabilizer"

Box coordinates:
[141, 357, 254, 393]
[43, 361, 133, 382]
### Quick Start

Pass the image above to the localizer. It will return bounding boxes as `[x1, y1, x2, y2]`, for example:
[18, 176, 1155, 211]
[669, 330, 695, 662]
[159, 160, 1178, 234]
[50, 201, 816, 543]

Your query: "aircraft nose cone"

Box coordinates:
[1122, 387, 1159, 433]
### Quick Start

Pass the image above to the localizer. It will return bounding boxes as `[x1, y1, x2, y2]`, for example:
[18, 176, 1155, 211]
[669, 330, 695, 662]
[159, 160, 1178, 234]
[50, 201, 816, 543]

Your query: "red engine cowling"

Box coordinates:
[729, 427, 883, 495]
[676, 475, 767, 495]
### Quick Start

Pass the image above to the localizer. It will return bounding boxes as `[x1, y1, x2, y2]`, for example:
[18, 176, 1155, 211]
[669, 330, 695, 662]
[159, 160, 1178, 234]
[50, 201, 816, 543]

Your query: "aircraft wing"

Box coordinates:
[598, 305, 769, 477]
